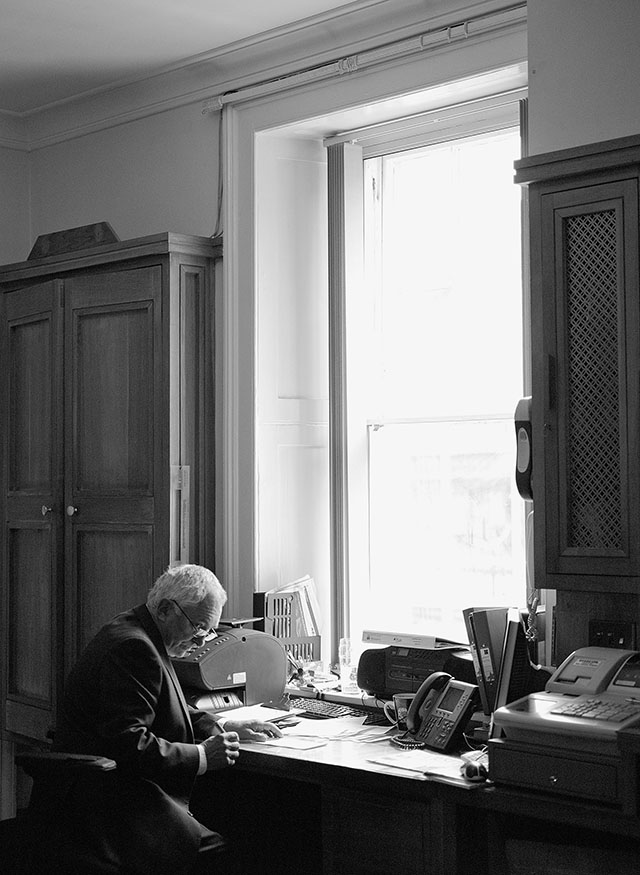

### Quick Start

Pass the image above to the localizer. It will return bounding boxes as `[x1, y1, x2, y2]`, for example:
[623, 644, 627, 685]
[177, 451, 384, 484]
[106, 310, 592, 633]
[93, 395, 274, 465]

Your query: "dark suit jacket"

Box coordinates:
[52, 604, 221, 874]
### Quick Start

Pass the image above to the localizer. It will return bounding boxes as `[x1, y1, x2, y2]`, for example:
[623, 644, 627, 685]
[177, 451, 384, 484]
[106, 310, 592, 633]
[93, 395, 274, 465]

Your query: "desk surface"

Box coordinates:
[193, 713, 640, 875]
[241, 715, 468, 783]
[233, 714, 640, 838]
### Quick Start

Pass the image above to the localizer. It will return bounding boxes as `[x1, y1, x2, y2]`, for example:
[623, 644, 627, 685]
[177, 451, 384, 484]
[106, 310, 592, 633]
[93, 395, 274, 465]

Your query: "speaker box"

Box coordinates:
[357, 648, 386, 696]
[357, 646, 475, 698]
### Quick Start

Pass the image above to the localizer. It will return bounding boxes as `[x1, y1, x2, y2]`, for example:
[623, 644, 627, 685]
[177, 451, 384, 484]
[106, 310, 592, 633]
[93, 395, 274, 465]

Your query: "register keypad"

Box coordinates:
[550, 697, 640, 722]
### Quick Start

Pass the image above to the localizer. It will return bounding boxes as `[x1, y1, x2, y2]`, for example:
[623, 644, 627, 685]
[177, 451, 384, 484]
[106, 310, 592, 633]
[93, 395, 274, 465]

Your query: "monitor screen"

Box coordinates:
[489, 607, 550, 738]
[463, 606, 509, 716]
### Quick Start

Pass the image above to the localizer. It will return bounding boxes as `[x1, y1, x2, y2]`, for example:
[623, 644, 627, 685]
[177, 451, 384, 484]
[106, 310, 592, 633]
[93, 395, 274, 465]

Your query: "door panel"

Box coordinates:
[64, 266, 163, 669]
[72, 304, 154, 494]
[539, 180, 640, 580]
[7, 525, 54, 703]
[2, 281, 62, 739]
[74, 526, 154, 651]
[9, 317, 53, 491]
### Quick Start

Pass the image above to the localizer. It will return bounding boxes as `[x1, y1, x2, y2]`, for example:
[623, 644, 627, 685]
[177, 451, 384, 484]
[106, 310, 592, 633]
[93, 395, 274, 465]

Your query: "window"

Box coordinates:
[345, 125, 525, 646]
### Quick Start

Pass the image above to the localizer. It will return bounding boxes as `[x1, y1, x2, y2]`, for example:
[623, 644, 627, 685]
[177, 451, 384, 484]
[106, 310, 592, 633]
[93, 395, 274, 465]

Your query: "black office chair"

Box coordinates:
[10, 751, 119, 874]
[8, 751, 226, 874]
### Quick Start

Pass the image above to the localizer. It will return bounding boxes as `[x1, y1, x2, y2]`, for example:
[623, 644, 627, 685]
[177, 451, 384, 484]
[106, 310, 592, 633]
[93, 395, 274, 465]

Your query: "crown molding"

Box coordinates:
[202, 3, 525, 113]
[0, 112, 28, 151]
[19, 0, 525, 150]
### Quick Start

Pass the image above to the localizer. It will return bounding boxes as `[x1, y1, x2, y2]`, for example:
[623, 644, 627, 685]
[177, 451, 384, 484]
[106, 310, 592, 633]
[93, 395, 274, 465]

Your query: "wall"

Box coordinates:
[528, 0, 640, 155]
[6, 2, 640, 264]
[0, 0, 472, 264]
[27, 104, 219, 255]
[0, 105, 219, 265]
[0, 146, 30, 263]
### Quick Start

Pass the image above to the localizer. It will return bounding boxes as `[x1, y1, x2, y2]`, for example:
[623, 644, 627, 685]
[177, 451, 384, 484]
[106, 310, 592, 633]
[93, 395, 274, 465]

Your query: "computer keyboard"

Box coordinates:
[550, 697, 640, 722]
[288, 695, 387, 723]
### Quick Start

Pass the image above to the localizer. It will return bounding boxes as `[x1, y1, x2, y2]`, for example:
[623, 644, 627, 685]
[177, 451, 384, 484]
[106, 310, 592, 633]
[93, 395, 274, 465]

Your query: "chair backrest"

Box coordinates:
[14, 751, 118, 874]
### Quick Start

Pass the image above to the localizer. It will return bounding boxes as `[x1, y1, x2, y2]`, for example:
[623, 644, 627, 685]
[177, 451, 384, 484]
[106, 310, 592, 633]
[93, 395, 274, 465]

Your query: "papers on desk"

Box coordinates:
[367, 748, 464, 780]
[220, 704, 292, 723]
[259, 734, 328, 750]
[244, 715, 391, 750]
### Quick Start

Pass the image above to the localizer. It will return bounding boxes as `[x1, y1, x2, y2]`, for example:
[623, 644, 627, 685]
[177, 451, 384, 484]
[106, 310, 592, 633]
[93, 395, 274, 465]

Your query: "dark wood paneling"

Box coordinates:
[2, 281, 62, 742]
[7, 526, 54, 703]
[73, 526, 154, 651]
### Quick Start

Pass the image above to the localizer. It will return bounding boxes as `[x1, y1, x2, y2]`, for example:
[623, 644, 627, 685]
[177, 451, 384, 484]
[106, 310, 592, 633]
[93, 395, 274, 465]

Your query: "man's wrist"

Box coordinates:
[197, 743, 207, 775]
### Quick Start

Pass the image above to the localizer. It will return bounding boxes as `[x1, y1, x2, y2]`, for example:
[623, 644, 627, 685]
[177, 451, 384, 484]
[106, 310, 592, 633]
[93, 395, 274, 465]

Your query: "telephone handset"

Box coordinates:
[392, 671, 479, 752]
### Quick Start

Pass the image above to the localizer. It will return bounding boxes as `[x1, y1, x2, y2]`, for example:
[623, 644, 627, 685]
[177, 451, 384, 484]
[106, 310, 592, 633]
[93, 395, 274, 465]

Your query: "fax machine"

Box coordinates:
[489, 647, 640, 806]
[172, 627, 287, 712]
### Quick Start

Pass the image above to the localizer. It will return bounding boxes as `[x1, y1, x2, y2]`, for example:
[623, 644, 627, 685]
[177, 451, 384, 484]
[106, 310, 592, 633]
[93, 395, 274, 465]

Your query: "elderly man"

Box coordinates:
[52, 564, 281, 874]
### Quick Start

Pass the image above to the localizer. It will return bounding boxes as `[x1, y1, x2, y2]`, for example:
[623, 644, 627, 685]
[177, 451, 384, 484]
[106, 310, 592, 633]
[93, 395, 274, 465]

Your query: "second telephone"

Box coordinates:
[391, 671, 479, 752]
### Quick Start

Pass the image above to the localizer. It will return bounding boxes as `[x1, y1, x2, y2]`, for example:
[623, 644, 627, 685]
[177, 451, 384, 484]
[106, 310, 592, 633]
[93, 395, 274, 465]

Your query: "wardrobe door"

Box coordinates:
[64, 265, 164, 667]
[534, 177, 640, 588]
[2, 281, 63, 740]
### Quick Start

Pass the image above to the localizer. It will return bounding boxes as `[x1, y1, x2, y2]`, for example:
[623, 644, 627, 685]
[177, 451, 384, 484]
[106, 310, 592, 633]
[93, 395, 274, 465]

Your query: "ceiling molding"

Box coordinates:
[202, 3, 526, 112]
[18, 0, 526, 151]
[0, 113, 28, 151]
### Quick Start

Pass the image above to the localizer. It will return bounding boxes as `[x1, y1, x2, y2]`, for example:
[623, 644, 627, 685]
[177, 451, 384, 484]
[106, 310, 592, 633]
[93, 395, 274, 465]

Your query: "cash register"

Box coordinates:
[489, 646, 640, 806]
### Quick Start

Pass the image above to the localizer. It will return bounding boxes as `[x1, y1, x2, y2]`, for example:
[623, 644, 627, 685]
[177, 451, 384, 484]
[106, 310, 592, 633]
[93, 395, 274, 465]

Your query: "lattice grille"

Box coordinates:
[565, 208, 622, 550]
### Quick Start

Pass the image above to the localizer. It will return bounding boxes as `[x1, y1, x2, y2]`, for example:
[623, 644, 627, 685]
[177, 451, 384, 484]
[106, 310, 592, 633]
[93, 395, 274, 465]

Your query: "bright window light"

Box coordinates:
[348, 127, 525, 645]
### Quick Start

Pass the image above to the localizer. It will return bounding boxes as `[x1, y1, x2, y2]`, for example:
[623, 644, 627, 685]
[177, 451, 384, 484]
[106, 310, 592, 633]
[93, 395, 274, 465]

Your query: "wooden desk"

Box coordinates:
[190, 720, 640, 875]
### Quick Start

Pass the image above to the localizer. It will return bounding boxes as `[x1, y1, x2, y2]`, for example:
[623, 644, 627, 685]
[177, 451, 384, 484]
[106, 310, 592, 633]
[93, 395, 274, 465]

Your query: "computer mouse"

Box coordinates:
[461, 761, 488, 782]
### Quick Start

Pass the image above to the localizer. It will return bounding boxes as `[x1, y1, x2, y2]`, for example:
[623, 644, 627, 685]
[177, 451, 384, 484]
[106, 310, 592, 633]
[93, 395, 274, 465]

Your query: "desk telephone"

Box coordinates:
[391, 671, 479, 752]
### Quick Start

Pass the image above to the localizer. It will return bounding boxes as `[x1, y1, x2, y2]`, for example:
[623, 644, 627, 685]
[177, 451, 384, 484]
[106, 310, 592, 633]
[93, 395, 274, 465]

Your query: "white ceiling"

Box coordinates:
[0, 0, 363, 115]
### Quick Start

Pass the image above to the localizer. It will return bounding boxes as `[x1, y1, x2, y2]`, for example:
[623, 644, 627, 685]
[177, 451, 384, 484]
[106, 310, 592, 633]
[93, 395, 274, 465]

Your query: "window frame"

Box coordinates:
[327, 97, 530, 647]
[221, 25, 528, 657]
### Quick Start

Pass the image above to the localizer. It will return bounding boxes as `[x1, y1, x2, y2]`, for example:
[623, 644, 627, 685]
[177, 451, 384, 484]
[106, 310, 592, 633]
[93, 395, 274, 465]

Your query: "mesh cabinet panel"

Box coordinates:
[564, 208, 622, 551]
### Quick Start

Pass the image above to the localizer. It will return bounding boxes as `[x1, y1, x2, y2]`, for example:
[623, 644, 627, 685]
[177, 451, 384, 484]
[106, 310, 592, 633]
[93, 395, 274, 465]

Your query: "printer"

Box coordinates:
[489, 646, 640, 808]
[172, 627, 287, 712]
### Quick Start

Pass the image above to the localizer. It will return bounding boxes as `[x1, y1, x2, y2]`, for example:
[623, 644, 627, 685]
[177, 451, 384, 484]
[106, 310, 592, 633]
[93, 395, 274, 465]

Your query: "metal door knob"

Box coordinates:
[66, 505, 78, 516]
[41, 505, 52, 516]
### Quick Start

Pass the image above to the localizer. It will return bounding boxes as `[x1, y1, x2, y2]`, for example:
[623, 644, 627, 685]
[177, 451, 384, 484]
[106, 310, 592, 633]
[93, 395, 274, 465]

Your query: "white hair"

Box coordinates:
[146, 564, 227, 613]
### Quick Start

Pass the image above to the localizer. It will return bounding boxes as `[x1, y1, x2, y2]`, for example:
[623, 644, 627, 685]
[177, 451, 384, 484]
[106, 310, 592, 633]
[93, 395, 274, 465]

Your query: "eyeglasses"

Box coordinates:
[171, 600, 217, 640]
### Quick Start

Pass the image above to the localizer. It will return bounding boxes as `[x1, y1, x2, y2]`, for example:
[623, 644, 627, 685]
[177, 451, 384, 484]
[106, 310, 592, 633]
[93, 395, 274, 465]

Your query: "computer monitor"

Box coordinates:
[462, 606, 509, 717]
[489, 607, 550, 737]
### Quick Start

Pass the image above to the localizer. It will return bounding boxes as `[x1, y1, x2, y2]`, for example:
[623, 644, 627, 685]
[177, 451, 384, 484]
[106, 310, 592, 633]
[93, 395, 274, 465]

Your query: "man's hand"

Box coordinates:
[202, 731, 240, 770]
[222, 720, 283, 742]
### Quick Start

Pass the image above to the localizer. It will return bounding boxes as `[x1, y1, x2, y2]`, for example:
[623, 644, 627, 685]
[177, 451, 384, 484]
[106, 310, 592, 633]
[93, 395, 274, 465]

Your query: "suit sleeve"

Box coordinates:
[96, 636, 201, 795]
[189, 706, 222, 740]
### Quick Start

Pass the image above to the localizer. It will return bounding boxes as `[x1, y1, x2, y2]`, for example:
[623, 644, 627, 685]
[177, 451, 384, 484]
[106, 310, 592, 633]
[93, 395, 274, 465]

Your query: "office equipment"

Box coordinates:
[489, 646, 640, 803]
[391, 671, 479, 752]
[492, 646, 640, 747]
[462, 606, 509, 715]
[287, 696, 376, 720]
[172, 627, 287, 710]
[284, 688, 389, 723]
[362, 629, 462, 649]
[253, 575, 321, 662]
[356, 642, 474, 698]
[491, 607, 550, 716]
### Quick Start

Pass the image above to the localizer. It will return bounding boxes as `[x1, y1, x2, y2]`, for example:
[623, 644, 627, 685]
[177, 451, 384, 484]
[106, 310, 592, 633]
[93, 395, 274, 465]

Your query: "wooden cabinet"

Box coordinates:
[516, 136, 640, 594]
[0, 233, 221, 748]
